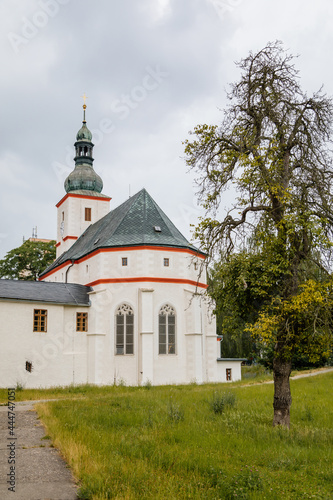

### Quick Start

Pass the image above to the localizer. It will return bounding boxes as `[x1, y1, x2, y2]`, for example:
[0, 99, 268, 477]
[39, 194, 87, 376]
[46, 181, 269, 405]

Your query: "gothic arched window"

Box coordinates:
[159, 304, 176, 355]
[115, 304, 134, 355]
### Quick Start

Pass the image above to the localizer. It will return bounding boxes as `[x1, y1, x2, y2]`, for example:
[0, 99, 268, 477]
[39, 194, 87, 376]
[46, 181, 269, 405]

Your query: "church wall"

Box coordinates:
[0, 300, 89, 389]
[83, 279, 215, 387]
[56, 195, 110, 257]
[80, 247, 205, 287]
[35, 246, 219, 387]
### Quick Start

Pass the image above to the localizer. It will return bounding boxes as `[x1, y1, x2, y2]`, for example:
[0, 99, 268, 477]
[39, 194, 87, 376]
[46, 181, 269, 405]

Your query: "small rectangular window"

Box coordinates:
[25, 361, 32, 373]
[76, 312, 88, 332]
[122, 257, 128, 266]
[33, 309, 47, 332]
[85, 207, 92, 221]
[226, 368, 232, 381]
[164, 258, 169, 267]
[194, 262, 198, 270]
[62, 211, 64, 221]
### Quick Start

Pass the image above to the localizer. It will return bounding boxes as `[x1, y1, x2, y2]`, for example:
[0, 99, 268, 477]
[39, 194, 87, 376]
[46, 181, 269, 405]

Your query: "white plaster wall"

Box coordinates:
[56, 196, 110, 257]
[84, 279, 214, 387]
[216, 361, 243, 382]
[0, 301, 89, 389]
[38, 245, 224, 388]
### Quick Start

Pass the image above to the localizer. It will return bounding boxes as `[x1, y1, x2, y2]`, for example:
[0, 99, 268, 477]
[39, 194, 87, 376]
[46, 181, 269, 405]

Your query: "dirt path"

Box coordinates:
[0, 401, 78, 500]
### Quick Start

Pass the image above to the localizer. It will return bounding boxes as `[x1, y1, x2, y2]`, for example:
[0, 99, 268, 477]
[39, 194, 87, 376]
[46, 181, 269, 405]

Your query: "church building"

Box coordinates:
[0, 104, 243, 388]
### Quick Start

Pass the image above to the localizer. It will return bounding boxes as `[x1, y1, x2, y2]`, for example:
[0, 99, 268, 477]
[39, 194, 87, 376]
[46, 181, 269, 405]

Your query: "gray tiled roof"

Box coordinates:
[0, 280, 92, 306]
[41, 188, 203, 276]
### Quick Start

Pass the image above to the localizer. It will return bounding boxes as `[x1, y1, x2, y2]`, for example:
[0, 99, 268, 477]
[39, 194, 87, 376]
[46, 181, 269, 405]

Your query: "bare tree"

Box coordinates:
[184, 41, 333, 427]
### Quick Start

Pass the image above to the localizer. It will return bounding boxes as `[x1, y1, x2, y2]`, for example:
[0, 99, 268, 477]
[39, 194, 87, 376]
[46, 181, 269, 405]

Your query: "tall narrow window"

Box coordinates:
[163, 258, 169, 267]
[85, 207, 91, 221]
[76, 312, 88, 332]
[226, 368, 232, 381]
[25, 361, 32, 373]
[159, 304, 176, 354]
[122, 257, 128, 266]
[33, 309, 47, 332]
[115, 304, 134, 355]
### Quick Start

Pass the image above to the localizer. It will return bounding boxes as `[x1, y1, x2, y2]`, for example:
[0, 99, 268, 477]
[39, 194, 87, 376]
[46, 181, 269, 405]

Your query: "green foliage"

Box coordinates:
[0, 239, 56, 280]
[208, 250, 282, 358]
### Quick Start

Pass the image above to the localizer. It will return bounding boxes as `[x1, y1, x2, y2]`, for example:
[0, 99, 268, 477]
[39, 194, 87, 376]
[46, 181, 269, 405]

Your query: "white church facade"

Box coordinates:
[0, 105, 243, 389]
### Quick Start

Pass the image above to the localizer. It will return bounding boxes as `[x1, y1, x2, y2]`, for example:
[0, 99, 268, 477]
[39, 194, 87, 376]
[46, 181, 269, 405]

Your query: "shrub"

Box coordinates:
[210, 391, 236, 414]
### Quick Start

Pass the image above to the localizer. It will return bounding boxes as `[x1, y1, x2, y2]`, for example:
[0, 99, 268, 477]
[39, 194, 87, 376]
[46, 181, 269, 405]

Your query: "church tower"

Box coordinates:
[56, 101, 111, 258]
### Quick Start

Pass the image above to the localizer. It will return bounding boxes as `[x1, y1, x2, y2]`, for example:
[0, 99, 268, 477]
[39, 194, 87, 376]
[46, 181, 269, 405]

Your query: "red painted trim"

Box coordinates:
[56, 192, 111, 208]
[40, 261, 70, 279]
[55, 242, 61, 247]
[40, 245, 205, 280]
[85, 277, 208, 289]
[63, 236, 78, 242]
[80, 245, 205, 260]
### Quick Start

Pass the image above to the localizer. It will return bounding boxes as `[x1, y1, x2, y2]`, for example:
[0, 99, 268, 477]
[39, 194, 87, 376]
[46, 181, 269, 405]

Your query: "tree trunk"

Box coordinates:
[272, 356, 292, 428]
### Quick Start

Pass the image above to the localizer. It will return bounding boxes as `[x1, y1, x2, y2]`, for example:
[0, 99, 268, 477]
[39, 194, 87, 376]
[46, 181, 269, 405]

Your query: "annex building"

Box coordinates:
[0, 105, 243, 388]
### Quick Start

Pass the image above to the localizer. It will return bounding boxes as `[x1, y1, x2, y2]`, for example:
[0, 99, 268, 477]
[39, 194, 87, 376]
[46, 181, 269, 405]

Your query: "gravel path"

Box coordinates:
[0, 401, 78, 500]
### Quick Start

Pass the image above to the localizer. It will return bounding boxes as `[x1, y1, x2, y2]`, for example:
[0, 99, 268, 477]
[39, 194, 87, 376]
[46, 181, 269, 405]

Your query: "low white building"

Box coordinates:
[0, 106, 243, 388]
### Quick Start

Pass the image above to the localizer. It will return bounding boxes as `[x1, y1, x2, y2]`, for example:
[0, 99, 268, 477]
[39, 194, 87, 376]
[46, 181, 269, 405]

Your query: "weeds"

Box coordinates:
[210, 390, 236, 414]
[167, 400, 184, 422]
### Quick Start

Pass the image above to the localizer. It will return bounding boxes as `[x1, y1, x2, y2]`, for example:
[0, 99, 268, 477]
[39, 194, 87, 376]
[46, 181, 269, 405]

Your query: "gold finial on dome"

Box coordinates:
[81, 93, 88, 122]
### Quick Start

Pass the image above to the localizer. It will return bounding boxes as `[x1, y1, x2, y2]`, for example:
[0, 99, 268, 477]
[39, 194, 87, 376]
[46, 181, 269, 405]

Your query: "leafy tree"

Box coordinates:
[184, 41, 333, 427]
[210, 250, 331, 367]
[0, 240, 56, 281]
[208, 250, 280, 359]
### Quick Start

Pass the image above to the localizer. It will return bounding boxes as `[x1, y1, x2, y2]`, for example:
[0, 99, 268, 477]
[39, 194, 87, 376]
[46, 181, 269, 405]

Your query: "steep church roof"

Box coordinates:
[41, 188, 203, 277]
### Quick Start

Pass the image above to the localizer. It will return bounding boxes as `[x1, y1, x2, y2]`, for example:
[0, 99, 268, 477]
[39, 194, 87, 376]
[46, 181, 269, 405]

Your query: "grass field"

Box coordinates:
[23, 371, 332, 499]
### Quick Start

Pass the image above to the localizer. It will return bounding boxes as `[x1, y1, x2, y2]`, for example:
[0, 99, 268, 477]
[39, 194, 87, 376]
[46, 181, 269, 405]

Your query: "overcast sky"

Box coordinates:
[0, 0, 332, 258]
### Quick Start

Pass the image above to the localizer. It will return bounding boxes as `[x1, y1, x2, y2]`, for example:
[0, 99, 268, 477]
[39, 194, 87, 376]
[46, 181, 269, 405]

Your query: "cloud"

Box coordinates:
[0, 0, 332, 257]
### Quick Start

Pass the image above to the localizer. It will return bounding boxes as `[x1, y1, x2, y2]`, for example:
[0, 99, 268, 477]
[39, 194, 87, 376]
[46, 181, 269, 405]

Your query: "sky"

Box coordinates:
[0, 0, 332, 258]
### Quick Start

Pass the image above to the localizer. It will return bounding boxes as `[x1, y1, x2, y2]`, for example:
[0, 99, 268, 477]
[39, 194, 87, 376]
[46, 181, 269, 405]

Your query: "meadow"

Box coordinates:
[1, 369, 332, 499]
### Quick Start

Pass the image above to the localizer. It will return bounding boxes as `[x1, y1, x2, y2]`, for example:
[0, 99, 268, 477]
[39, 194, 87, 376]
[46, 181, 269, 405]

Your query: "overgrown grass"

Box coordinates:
[33, 372, 333, 499]
[1, 367, 330, 404]
[241, 364, 273, 383]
